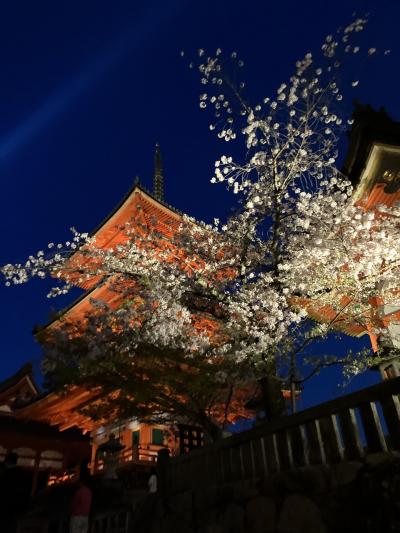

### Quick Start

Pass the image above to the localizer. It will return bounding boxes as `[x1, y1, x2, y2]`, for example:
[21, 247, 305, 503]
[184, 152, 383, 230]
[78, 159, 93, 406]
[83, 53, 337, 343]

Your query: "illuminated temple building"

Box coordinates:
[1, 105, 400, 491]
[0, 364, 90, 494]
[343, 104, 400, 355]
[4, 145, 206, 490]
[321, 104, 400, 356]
[346, 104, 400, 380]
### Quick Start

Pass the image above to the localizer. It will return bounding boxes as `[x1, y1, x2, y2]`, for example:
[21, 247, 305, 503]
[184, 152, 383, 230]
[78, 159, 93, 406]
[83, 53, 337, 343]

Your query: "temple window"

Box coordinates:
[151, 428, 164, 446]
[13, 447, 35, 467]
[39, 450, 63, 469]
[132, 430, 140, 446]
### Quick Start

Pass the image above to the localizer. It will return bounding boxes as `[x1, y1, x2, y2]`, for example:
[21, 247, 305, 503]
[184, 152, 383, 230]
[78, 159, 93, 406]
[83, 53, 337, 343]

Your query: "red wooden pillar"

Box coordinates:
[90, 441, 97, 474]
[30, 450, 41, 496]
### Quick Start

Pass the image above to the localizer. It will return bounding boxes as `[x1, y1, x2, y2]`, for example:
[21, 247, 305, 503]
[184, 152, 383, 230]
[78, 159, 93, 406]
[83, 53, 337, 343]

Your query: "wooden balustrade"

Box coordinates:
[163, 376, 400, 494]
[93, 444, 161, 473]
[91, 509, 130, 533]
[17, 510, 131, 533]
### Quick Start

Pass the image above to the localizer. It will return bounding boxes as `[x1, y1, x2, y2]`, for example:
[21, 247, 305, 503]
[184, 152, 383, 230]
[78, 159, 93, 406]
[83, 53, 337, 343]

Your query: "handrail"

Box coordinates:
[93, 443, 163, 472]
[164, 377, 400, 493]
[91, 508, 130, 533]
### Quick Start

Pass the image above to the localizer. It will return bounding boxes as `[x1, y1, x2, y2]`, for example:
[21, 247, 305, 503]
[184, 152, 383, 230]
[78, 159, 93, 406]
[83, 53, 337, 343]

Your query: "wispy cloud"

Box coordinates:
[0, 2, 182, 163]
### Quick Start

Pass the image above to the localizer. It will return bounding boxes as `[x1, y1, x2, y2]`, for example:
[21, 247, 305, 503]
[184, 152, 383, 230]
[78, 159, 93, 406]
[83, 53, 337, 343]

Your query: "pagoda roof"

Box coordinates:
[39, 281, 122, 331]
[91, 181, 184, 237]
[39, 183, 188, 331]
[86, 182, 183, 254]
[71, 184, 183, 289]
[294, 297, 373, 338]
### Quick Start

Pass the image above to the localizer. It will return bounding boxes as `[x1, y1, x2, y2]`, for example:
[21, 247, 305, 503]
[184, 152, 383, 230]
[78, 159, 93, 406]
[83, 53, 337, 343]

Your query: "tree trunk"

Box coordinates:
[289, 351, 297, 415]
[197, 411, 223, 442]
[290, 379, 297, 415]
[259, 371, 286, 421]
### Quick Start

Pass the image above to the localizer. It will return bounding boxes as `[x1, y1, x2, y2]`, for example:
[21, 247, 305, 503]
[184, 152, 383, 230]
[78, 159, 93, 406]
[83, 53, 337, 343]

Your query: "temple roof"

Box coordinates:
[90, 182, 183, 242]
[81, 183, 183, 264]
[0, 363, 40, 410]
[0, 364, 96, 433]
[343, 102, 400, 186]
[0, 414, 90, 442]
[15, 386, 103, 433]
[40, 183, 186, 331]
[307, 104, 400, 339]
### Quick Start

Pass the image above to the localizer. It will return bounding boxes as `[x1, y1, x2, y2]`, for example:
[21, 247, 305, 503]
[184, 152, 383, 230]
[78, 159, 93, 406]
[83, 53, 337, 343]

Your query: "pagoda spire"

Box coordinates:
[153, 143, 164, 202]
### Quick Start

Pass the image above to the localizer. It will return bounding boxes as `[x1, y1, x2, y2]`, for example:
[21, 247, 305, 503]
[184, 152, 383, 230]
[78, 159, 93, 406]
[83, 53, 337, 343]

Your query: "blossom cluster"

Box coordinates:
[2, 15, 398, 397]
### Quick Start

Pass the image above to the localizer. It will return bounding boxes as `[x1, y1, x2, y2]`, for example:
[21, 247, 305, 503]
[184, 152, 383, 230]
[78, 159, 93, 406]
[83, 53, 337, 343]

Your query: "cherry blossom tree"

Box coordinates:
[2, 16, 399, 431]
[38, 302, 252, 442]
[184, 17, 399, 412]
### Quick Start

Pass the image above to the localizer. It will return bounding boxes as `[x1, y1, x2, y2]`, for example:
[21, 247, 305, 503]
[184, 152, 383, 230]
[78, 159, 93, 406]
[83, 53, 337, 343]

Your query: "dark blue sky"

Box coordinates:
[0, 0, 398, 408]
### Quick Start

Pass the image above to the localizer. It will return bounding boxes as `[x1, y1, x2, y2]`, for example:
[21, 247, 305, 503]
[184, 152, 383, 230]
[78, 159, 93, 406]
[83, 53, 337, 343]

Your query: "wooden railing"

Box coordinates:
[17, 516, 68, 533]
[91, 509, 131, 533]
[164, 377, 400, 494]
[118, 444, 160, 463]
[93, 444, 162, 473]
[17, 510, 131, 533]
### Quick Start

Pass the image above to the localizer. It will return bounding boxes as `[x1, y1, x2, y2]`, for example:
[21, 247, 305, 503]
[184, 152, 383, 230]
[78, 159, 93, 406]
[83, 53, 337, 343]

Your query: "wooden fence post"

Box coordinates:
[157, 448, 170, 498]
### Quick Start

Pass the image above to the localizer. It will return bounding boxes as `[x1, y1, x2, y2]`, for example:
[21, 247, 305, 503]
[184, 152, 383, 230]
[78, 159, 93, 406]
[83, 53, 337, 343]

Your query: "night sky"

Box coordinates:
[0, 0, 398, 410]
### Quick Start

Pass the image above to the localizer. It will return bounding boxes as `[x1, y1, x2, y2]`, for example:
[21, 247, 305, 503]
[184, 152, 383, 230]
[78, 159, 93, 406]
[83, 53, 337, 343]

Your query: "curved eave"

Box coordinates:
[85, 184, 184, 255]
[0, 363, 40, 399]
[357, 182, 400, 210]
[352, 142, 400, 205]
[41, 185, 188, 333]
[91, 183, 183, 237]
[15, 386, 103, 432]
[343, 104, 400, 186]
[37, 282, 127, 333]
[59, 186, 184, 287]
[35, 286, 97, 333]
